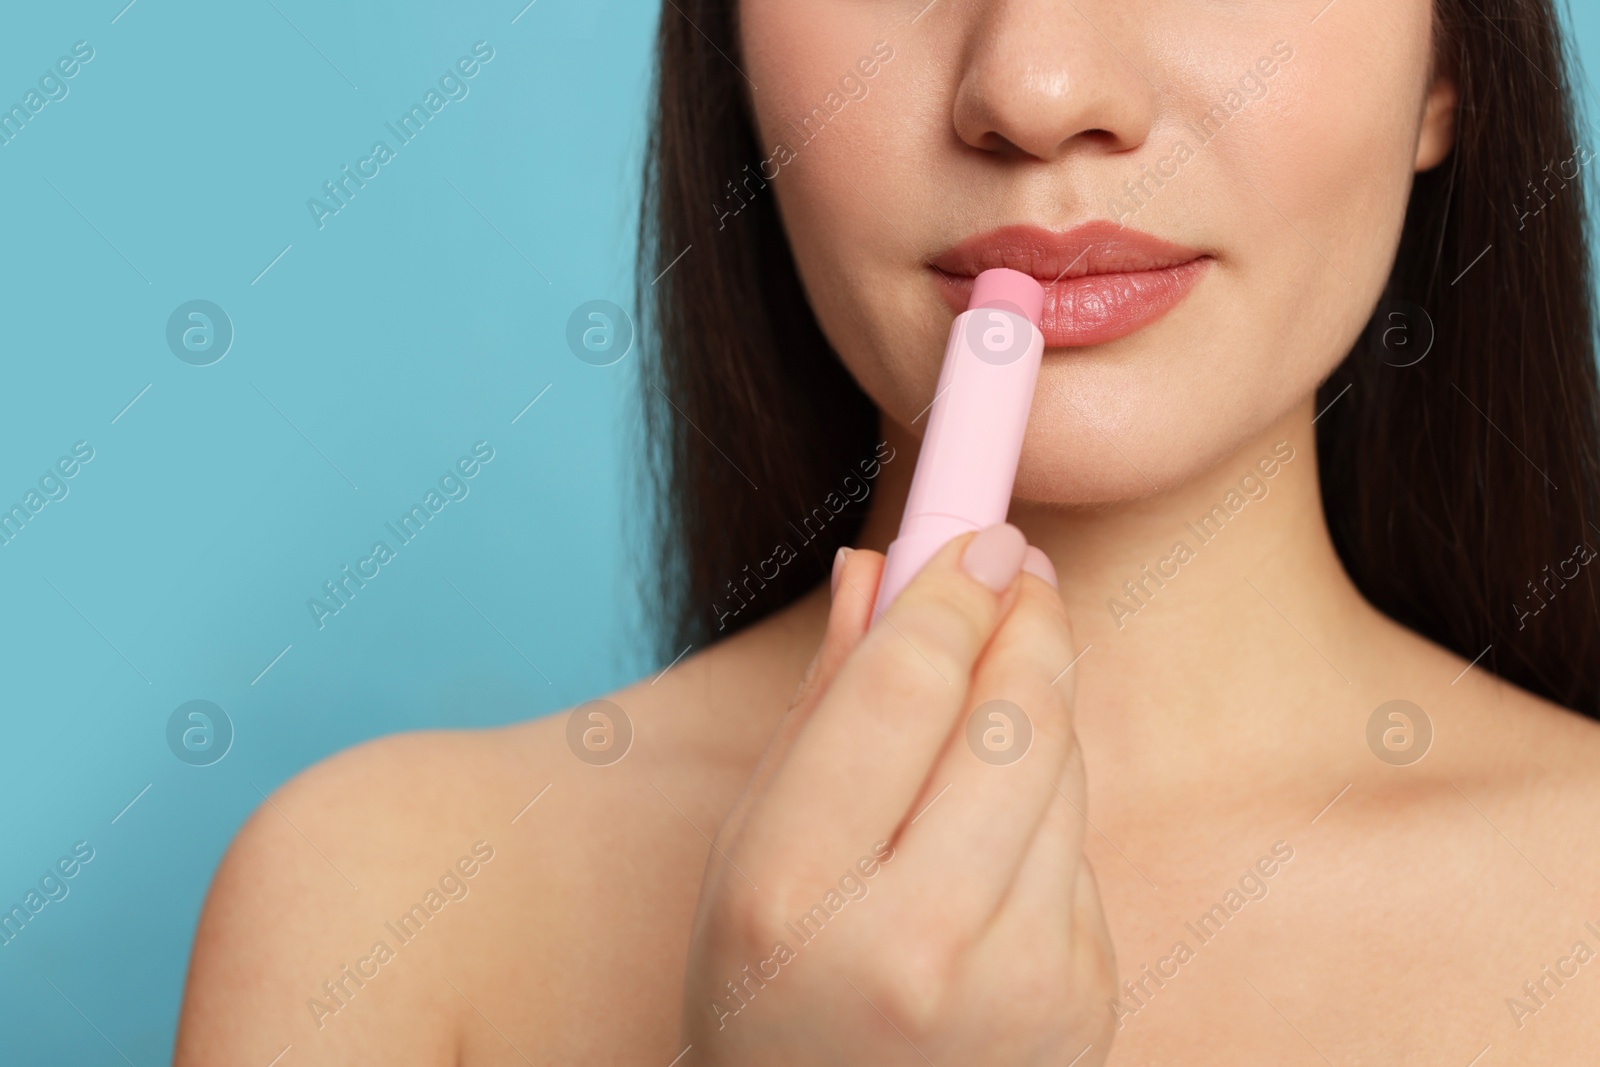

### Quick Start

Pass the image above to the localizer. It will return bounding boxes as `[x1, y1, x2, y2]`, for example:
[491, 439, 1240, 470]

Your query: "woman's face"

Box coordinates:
[738, 0, 1455, 501]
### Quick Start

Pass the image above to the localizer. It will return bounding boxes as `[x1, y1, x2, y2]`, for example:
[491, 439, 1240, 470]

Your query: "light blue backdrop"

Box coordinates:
[0, 0, 653, 1061]
[1, 0, 1598, 1062]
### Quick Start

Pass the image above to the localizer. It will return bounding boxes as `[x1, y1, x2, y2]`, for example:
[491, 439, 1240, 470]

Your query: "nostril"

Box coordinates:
[967, 124, 1127, 162]
[976, 131, 1021, 154]
[1068, 128, 1129, 157]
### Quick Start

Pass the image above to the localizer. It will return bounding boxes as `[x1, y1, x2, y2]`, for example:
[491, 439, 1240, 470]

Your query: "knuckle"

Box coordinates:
[1008, 580, 1077, 660]
[869, 626, 970, 699]
[861, 939, 963, 1037]
[978, 610, 1076, 707]
[723, 883, 798, 958]
[886, 574, 994, 672]
[978, 597, 1078, 722]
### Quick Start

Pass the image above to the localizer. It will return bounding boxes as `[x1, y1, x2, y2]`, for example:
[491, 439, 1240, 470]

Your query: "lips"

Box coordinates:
[930, 221, 1212, 348]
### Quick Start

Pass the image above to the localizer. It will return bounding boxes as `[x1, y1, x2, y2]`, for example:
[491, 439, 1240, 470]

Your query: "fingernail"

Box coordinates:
[830, 546, 853, 598]
[961, 524, 1027, 592]
[1022, 546, 1059, 589]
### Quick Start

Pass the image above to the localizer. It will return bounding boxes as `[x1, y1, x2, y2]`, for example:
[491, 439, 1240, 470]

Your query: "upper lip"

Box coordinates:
[930, 221, 1206, 282]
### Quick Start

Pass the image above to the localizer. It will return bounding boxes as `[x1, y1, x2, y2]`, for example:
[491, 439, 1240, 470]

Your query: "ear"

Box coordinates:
[1415, 72, 1458, 172]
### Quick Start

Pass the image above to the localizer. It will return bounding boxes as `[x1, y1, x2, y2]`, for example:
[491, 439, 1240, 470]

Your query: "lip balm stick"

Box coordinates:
[872, 267, 1046, 620]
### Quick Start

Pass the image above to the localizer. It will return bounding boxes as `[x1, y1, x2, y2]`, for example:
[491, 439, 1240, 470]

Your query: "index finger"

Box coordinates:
[736, 524, 1029, 873]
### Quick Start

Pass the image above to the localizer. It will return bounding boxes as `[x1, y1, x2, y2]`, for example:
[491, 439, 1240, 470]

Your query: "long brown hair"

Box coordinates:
[635, 0, 1600, 717]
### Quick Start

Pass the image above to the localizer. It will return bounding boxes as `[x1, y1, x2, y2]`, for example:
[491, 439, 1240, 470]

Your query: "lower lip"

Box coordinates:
[935, 258, 1212, 347]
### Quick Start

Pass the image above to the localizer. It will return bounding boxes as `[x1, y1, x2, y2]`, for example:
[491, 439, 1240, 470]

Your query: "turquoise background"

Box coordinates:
[0, 0, 653, 1061]
[0, 0, 1597, 1062]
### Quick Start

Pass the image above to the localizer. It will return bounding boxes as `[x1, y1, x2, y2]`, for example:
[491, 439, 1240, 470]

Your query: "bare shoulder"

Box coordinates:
[173, 726, 538, 1065]
[175, 593, 820, 1066]
[1286, 610, 1600, 1060]
[1365, 604, 1600, 863]
[1384, 607, 1600, 753]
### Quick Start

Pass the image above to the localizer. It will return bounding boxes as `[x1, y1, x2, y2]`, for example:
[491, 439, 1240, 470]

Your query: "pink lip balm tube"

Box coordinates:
[872, 267, 1046, 620]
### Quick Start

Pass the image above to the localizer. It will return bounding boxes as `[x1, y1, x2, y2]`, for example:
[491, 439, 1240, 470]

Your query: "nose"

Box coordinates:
[951, 0, 1158, 161]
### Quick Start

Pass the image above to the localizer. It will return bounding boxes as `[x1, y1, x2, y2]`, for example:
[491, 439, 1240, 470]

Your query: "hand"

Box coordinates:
[679, 523, 1116, 1066]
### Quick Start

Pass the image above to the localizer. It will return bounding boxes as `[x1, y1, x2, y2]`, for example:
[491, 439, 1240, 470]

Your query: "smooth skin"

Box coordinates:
[176, 0, 1600, 1063]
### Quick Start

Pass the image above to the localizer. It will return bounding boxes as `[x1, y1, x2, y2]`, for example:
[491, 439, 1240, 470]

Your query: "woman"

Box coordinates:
[175, 0, 1600, 1062]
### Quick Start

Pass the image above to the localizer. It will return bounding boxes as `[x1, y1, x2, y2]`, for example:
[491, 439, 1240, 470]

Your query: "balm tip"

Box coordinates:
[969, 267, 1045, 327]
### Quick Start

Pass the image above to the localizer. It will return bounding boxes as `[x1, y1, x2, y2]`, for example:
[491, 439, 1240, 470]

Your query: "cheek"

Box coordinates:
[741, 2, 934, 402]
[741, 1, 888, 157]
[1018, 5, 1434, 501]
[1235, 14, 1429, 400]
[1221, 4, 1432, 314]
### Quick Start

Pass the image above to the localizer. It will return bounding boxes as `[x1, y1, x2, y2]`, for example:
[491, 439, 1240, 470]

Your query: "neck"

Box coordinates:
[857, 395, 1381, 789]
